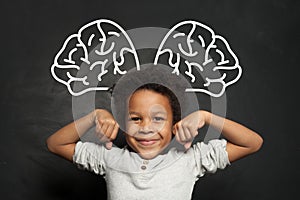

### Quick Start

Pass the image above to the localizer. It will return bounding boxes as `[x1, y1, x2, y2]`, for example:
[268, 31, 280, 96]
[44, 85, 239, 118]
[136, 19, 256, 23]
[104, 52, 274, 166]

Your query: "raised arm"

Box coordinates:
[173, 110, 263, 163]
[46, 109, 119, 161]
[203, 111, 263, 162]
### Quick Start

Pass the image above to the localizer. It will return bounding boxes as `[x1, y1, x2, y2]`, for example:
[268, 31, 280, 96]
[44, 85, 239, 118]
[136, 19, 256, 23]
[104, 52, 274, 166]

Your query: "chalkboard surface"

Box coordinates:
[0, 0, 299, 199]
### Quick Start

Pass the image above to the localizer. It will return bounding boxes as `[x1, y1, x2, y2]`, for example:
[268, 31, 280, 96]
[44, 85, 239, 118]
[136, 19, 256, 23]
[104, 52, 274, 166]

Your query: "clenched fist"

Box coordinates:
[173, 110, 207, 150]
[93, 109, 119, 150]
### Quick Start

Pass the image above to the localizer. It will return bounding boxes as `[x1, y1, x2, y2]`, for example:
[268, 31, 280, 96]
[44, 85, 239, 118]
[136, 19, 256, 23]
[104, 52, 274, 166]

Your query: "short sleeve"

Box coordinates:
[193, 139, 230, 177]
[72, 141, 106, 175]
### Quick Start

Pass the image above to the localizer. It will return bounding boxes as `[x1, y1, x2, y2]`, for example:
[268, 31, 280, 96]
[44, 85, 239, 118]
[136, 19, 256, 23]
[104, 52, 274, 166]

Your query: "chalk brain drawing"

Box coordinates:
[154, 21, 242, 97]
[51, 19, 140, 96]
[51, 19, 242, 97]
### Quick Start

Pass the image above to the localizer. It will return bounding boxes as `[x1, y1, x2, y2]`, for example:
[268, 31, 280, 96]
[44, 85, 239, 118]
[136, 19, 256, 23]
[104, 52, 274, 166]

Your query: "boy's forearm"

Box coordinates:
[202, 110, 263, 151]
[47, 110, 95, 154]
[53, 111, 94, 143]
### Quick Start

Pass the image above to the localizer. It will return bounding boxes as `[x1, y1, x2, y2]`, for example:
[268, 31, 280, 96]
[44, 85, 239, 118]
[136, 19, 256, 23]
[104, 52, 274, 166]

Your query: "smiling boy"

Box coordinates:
[47, 83, 263, 200]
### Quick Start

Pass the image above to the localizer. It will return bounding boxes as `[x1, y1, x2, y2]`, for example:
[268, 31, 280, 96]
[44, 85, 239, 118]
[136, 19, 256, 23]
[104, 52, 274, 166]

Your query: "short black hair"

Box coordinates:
[133, 83, 181, 125]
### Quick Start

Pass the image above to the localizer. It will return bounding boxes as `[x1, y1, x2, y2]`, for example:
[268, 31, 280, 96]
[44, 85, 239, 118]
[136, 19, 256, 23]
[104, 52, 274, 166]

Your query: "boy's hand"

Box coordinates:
[173, 110, 206, 150]
[93, 109, 119, 150]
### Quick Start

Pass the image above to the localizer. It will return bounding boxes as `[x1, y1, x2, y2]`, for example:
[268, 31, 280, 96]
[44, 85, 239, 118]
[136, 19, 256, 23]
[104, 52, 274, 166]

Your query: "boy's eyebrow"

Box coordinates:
[151, 111, 167, 115]
[128, 111, 140, 115]
[128, 111, 167, 115]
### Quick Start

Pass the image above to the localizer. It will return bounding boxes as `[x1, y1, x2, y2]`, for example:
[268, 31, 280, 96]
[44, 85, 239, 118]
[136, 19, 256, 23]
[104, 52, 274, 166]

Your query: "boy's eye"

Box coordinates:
[130, 117, 141, 122]
[153, 117, 165, 122]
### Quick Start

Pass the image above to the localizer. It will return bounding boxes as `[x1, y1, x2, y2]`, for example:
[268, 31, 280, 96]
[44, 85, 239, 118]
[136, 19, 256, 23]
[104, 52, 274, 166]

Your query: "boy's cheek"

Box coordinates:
[126, 123, 140, 136]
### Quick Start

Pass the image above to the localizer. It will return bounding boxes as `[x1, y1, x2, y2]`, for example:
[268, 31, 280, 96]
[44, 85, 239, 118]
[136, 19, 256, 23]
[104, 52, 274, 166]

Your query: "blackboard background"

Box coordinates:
[0, 0, 299, 199]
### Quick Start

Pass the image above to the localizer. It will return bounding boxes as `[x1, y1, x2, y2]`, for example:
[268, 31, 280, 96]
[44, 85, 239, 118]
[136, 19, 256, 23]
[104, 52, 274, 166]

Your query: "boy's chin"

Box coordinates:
[138, 151, 160, 160]
[137, 146, 170, 159]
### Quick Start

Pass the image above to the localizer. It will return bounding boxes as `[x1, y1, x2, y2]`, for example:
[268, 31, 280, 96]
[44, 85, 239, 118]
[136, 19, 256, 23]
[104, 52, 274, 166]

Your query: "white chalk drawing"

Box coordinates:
[51, 19, 242, 97]
[154, 20, 242, 97]
[51, 19, 140, 96]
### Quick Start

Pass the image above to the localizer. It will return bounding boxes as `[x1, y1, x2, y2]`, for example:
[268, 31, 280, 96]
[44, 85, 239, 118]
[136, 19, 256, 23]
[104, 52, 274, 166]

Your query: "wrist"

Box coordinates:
[89, 109, 100, 125]
[91, 109, 108, 124]
[200, 110, 211, 125]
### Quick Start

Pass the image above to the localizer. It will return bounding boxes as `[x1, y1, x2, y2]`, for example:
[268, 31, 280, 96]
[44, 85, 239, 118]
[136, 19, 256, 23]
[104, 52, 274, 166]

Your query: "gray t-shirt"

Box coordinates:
[73, 139, 230, 200]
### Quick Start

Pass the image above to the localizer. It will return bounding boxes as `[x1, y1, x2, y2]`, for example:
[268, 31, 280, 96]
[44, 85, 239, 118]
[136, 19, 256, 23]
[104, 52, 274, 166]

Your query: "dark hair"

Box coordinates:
[133, 83, 181, 125]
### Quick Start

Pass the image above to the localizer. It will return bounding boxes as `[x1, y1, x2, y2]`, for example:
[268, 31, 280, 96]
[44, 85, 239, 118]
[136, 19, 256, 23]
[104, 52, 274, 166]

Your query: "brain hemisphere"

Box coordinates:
[51, 19, 140, 96]
[154, 21, 242, 97]
[51, 19, 241, 97]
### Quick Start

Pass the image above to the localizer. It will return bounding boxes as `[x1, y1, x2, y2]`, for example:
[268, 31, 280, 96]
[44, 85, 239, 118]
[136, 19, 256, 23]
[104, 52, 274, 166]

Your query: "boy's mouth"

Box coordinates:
[135, 138, 159, 146]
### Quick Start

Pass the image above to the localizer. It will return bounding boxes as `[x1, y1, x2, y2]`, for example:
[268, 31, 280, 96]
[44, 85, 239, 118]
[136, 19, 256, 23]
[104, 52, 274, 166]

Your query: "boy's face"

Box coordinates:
[125, 89, 173, 159]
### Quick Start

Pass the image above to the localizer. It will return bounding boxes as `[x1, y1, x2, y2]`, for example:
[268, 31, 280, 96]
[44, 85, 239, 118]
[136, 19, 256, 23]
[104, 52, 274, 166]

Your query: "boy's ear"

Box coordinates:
[172, 126, 176, 135]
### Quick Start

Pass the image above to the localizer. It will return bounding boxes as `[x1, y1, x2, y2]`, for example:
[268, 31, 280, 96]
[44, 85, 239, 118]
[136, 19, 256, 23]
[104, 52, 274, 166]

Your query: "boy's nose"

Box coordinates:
[138, 127, 154, 135]
[138, 120, 154, 134]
